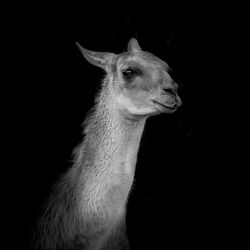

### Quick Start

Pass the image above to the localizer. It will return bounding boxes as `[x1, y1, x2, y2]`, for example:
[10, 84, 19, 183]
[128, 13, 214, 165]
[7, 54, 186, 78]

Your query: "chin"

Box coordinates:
[151, 100, 178, 114]
[162, 106, 178, 113]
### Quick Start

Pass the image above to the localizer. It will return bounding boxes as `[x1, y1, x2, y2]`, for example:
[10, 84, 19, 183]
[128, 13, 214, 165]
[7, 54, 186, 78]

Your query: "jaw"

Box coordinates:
[115, 93, 181, 118]
[116, 95, 157, 117]
[151, 100, 178, 114]
[151, 93, 182, 114]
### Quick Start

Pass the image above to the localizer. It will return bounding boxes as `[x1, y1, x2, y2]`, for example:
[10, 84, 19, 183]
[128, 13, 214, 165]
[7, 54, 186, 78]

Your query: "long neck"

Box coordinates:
[76, 86, 146, 211]
[37, 85, 147, 250]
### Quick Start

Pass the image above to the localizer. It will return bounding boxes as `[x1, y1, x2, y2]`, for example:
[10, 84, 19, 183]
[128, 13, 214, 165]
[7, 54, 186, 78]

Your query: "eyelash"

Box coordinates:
[122, 67, 142, 79]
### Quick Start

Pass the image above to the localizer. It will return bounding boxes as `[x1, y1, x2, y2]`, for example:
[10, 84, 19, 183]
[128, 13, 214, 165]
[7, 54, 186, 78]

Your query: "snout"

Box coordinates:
[162, 83, 182, 108]
[151, 78, 182, 113]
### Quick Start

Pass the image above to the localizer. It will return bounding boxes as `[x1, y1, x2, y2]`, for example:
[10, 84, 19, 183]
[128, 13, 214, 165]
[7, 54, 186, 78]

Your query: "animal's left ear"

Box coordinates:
[127, 38, 142, 53]
[76, 42, 115, 70]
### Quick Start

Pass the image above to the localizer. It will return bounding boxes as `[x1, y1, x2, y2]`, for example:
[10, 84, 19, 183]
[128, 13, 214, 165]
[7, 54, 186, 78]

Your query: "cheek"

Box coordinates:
[116, 94, 155, 115]
[151, 68, 160, 83]
[121, 74, 158, 96]
[132, 77, 152, 91]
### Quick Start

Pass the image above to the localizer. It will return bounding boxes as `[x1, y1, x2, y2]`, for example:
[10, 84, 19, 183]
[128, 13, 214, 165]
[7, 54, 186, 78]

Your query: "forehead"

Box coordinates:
[117, 52, 170, 71]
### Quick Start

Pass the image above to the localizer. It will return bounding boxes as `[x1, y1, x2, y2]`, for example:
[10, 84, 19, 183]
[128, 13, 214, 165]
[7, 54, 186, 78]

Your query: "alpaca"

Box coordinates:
[34, 38, 181, 250]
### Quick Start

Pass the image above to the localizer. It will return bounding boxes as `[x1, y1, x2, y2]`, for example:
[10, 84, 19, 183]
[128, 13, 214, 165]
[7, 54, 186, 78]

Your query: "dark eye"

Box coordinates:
[122, 67, 141, 80]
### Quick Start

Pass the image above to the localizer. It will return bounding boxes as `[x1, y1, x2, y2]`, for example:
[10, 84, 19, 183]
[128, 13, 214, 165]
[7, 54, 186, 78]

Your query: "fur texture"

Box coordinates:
[33, 38, 181, 250]
[34, 78, 144, 249]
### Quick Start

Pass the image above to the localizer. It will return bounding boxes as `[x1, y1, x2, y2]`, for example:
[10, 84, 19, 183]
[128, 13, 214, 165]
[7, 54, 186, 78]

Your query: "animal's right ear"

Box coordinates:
[127, 38, 142, 53]
[76, 42, 115, 70]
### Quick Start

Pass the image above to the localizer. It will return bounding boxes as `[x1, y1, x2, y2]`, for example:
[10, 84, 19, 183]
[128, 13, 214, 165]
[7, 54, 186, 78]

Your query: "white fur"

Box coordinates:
[116, 94, 155, 115]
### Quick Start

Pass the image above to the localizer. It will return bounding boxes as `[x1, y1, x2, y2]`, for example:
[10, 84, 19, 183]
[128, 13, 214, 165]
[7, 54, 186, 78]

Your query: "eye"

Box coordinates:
[122, 67, 142, 80]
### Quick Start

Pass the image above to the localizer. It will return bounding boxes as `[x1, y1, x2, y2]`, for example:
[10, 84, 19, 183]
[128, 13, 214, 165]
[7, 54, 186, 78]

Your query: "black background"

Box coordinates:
[10, 4, 249, 250]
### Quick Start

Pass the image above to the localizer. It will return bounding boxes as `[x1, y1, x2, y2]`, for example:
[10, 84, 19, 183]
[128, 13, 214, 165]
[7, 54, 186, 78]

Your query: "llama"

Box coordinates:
[34, 38, 181, 250]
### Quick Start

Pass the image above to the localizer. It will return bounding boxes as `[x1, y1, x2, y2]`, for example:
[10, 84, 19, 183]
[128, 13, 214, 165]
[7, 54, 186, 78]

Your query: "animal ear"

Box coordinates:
[127, 38, 142, 53]
[76, 42, 115, 70]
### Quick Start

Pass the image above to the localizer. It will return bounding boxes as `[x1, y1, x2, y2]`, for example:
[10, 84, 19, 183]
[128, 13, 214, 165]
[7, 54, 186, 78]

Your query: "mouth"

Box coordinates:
[152, 100, 178, 112]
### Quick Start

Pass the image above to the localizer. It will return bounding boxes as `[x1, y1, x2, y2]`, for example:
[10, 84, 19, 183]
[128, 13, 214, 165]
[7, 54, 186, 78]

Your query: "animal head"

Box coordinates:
[77, 38, 182, 117]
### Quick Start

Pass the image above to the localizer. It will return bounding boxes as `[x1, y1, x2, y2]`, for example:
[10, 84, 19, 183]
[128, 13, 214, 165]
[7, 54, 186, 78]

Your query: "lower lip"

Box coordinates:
[153, 100, 177, 110]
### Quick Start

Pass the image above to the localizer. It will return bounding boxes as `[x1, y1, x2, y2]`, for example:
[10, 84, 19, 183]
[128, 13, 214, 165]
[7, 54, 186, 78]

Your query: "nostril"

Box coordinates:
[163, 87, 175, 95]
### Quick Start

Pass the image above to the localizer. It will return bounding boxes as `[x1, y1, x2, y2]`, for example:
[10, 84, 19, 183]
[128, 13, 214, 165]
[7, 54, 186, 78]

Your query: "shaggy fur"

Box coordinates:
[33, 78, 142, 249]
[33, 38, 181, 250]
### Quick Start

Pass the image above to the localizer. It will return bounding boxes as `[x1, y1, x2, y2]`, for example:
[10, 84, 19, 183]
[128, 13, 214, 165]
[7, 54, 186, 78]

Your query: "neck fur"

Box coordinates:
[72, 82, 147, 221]
[75, 82, 146, 193]
[36, 82, 147, 250]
